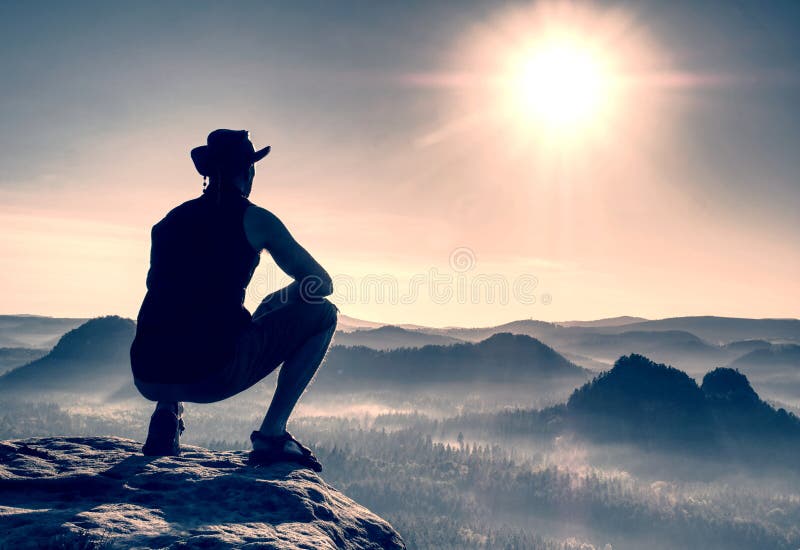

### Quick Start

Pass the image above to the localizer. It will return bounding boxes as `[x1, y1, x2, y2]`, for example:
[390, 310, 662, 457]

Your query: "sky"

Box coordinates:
[0, 0, 798, 327]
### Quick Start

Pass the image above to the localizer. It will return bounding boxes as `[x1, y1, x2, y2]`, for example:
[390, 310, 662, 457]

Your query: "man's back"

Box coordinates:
[131, 187, 260, 383]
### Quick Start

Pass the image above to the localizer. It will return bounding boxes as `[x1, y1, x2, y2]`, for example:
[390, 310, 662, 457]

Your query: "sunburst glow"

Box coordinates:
[506, 38, 610, 130]
[417, 1, 674, 149]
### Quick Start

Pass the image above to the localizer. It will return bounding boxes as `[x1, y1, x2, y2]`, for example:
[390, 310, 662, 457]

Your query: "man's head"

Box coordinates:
[191, 129, 270, 197]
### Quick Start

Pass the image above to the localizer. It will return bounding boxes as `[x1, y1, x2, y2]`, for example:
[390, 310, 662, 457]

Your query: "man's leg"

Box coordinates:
[142, 401, 185, 456]
[256, 320, 336, 439]
[155, 400, 184, 416]
[252, 284, 337, 438]
[252, 282, 303, 320]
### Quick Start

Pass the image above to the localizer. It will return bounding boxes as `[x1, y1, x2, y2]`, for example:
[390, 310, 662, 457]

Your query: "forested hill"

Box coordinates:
[0, 316, 135, 394]
[566, 355, 800, 446]
[318, 332, 590, 388]
[445, 354, 800, 466]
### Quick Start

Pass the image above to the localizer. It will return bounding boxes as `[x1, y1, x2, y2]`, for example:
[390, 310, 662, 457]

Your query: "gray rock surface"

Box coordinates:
[0, 437, 405, 549]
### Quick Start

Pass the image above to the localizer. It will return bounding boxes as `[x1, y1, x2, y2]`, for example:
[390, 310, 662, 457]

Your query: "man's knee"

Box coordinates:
[298, 297, 338, 332]
[317, 298, 338, 330]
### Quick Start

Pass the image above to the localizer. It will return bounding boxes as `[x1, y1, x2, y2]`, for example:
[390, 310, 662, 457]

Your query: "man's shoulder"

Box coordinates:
[244, 203, 281, 226]
[243, 203, 291, 252]
[174, 195, 206, 212]
[153, 196, 205, 229]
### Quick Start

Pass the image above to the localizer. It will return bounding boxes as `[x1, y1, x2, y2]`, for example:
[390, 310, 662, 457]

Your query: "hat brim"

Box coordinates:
[191, 145, 212, 177]
[191, 145, 271, 177]
[252, 145, 271, 163]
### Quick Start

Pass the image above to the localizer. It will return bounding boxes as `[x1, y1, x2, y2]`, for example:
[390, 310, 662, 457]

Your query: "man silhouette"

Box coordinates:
[130, 129, 337, 471]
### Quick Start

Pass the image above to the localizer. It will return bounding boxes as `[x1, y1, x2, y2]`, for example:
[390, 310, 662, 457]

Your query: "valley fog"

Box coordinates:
[1, 314, 799, 549]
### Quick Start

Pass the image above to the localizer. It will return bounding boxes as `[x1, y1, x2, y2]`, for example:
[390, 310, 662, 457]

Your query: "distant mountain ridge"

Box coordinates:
[8, 312, 798, 350]
[319, 332, 589, 388]
[723, 339, 773, 355]
[0, 316, 135, 395]
[3, 313, 798, 402]
[729, 343, 800, 373]
[558, 329, 728, 371]
[335, 316, 800, 383]
[336, 314, 385, 332]
[334, 325, 463, 350]
[558, 316, 648, 327]
[365, 316, 798, 348]
[3, 317, 588, 398]
[620, 316, 800, 344]
[725, 344, 800, 403]
[0, 315, 88, 348]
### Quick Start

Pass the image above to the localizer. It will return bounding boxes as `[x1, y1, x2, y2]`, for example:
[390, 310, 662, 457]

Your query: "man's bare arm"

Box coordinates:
[243, 205, 333, 298]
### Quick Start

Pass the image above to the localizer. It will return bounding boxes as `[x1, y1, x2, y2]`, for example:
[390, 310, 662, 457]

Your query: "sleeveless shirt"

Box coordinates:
[130, 186, 260, 383]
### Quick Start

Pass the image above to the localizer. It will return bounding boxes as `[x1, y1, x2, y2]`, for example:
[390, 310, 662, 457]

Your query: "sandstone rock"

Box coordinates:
[0, 437, 405, 549]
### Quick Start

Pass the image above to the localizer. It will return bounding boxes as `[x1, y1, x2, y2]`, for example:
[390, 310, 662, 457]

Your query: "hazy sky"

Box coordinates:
[1, 0, 798, 326]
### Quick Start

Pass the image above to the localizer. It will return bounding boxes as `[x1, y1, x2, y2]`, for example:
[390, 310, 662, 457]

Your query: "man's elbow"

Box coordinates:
[299, 274, 333, 299]
[319, 276, 334, 297]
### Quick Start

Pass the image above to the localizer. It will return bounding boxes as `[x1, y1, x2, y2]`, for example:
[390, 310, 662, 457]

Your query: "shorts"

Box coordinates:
[134, 298, 337, 403]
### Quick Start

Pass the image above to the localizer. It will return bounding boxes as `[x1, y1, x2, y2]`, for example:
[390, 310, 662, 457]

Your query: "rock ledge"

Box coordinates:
[0, 437, 405, 549]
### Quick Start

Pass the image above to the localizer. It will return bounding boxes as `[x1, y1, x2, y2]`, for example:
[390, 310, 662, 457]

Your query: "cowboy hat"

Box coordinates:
[191, 129, 270, 177]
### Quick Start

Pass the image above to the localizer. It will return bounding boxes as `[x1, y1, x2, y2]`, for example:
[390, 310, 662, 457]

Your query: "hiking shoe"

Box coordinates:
[142, 405, 185, 456]
[248, 431, 322, 472]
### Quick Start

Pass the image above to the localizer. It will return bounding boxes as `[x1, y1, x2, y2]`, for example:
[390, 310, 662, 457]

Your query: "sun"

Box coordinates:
[411, 1, 668, 150]
[513, 44, 604, 129]
[507, 38, 609, 130]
